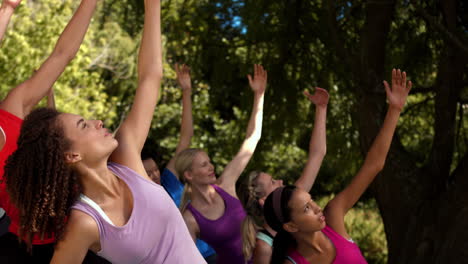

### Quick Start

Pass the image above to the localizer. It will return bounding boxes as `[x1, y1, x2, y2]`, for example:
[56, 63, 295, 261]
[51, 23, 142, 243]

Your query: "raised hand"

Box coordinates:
[247, 64, 267, 95]
[175, 63, 192, 91]
[383, 69, 412, 111]
[2, 0, 21, 9]
[304, 87, 329, 108]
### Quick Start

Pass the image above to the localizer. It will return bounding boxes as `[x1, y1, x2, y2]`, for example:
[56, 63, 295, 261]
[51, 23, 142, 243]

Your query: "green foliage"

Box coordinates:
[0, 0, 119, 125]
[3, 0, 466, 261]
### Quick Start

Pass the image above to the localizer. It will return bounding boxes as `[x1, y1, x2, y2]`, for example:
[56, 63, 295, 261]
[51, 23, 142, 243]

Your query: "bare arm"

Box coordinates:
[218, 64, 267, 196]
[166, 64, 194, 177]
[110, 0, 163, 180]
[50, 210, 99, 264]
[294, 88, 328, 192]
[252, 239, 272, 264]
[325, 69, 412, 237]
[182, 210, 199, 243]
[0, 0, 98, 119]
[47, 88, 56, 109]
[0, 0, 20, 43]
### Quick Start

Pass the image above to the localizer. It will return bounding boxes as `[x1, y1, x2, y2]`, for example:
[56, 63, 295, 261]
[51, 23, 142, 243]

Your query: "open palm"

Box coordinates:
[247, 64, 267, 94]
[3, 0, 21, 8]
[175, 63, 191, 91]
[383, 69, 412, 110]
[304, 87, 329, 107]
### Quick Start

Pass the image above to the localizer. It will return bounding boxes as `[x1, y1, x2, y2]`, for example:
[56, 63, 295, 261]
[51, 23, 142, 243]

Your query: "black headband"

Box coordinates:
[272, 187, 285, 224]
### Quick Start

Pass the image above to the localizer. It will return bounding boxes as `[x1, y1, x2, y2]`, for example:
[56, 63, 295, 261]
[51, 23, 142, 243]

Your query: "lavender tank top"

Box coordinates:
[71, 162, 206, 264]
[286, 225, 367, 264]
[187, 184, 247, 264]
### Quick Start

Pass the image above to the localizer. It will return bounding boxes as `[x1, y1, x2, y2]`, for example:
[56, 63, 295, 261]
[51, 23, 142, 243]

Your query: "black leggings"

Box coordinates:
[0, 232, 110, 264]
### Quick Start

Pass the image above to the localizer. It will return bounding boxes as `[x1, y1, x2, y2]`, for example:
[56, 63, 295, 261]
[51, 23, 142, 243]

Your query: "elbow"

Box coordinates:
[140, 68, 163, 82]
[249, 131, 262, 143]
[366, 160, 385, 174]
[309, 146, 326, 159]
[52, 47, 76, 64]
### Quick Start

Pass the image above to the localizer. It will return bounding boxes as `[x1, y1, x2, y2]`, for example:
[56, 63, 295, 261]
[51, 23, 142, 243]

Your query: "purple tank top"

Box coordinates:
[71, 162, 206, 264]
[286, 225, 367, 264]
[187, 184, 247, 264]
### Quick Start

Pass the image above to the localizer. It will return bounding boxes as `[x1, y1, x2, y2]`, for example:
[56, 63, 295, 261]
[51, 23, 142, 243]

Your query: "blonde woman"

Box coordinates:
[175, 64, 267, 264]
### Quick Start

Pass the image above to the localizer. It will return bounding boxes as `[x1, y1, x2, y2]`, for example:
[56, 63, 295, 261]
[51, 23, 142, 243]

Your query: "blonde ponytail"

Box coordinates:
[240, 171, 265, 261]
[174, 148, 204, 212]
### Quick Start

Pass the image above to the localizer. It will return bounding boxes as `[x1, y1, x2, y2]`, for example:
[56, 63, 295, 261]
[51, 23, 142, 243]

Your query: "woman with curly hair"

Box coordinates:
[0, 0, 105, 262]
[263, 69, 411, 264]
[4, 0, 205, 263]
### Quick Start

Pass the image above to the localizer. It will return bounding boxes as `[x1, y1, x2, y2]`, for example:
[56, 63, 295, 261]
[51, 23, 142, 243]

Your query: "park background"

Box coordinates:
[0, 0, 467, 263]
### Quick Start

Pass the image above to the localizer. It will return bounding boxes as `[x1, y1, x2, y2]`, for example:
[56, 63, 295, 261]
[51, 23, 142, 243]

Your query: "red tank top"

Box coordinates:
[0, 109, 55, 244]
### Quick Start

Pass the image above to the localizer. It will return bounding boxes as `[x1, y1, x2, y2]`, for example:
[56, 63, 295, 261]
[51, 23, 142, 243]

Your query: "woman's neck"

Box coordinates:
[76, 159, 121, 203]
[294, 230, 327, 255]
[190, 183, 217, 205]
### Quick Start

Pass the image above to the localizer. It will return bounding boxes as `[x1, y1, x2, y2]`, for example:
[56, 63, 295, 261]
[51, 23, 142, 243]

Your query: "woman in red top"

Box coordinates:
[0, 0, 108, 263]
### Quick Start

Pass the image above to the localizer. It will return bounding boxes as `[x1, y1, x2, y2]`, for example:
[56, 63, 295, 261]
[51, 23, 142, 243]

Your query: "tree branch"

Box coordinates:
[411, 1, 468, 59]
[326, 0, 357, 80]
[410, 86, 435, 94]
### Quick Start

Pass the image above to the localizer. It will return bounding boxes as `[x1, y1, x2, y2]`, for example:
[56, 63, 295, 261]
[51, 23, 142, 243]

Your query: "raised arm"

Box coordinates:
[0, 0, 20, 43]
[218, 64, 267, 196]
[294, 87, 328, 192]
[325, 69, 411, 236]
[166, 64, 194, 176]
[110, 0, 162, 177]
[47, 88, 56, 109]
[0, 0, 98, 119]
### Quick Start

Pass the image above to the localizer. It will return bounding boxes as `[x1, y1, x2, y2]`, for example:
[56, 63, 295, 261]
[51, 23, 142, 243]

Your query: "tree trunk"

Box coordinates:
[331, 0, 468, 262]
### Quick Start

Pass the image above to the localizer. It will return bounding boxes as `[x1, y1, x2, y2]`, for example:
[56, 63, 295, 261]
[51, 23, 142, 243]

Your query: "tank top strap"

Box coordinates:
[211, 184, 239, 205]
[107, 162, 138, 185]
[322, 225, 354, 244]
[71, 201, 108, 244]
[186, 203, 206, 224]
[287, 248, 310, 264]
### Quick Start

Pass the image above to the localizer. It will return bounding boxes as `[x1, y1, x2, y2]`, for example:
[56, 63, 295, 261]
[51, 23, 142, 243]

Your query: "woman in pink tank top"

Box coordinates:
[262, 69, 412, 264]
[3, 0, 204, 263]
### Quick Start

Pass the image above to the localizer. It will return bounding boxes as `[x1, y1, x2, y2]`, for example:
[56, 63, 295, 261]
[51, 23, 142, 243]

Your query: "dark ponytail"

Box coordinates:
[263, 185, 297, 264]
[271, 230, 296, 264]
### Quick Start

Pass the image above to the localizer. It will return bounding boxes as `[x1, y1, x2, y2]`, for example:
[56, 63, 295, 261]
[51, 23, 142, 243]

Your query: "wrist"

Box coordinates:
[388, 104, 403, 112]
[0, 4, 15, 14]
[316, 104, 328, 110]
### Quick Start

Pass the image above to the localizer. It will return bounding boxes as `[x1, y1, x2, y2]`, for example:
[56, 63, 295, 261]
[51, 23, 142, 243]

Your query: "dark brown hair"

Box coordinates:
[3, 108, 82, 247]
[263, 185, 297, 264]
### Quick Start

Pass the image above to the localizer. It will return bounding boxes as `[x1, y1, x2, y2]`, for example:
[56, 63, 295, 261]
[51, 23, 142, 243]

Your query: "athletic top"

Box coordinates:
[0, 109, 55, 244]
[72, 162, 205, 264]
[286, 225, 367, 264]
[256, 229, 274, 247]
[187, 184, 247, 264]
[160, 168, 216, 258]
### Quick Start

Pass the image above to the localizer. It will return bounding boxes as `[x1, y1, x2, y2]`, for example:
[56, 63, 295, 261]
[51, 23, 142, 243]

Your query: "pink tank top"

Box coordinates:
[72, 162, 206, 264]
[287, 225, 367, 264]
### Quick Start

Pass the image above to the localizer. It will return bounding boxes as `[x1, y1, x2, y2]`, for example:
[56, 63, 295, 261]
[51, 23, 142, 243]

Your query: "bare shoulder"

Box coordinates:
[255, 238, 272, 254]
[252, 239, 273, 263]
[67, 209, 100, 239]
[182, 209, 198, 227]
[182, 209, 200, 240]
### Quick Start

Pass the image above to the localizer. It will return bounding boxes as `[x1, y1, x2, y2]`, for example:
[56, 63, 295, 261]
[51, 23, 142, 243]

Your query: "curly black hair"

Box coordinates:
[4, 108, 82, 247]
